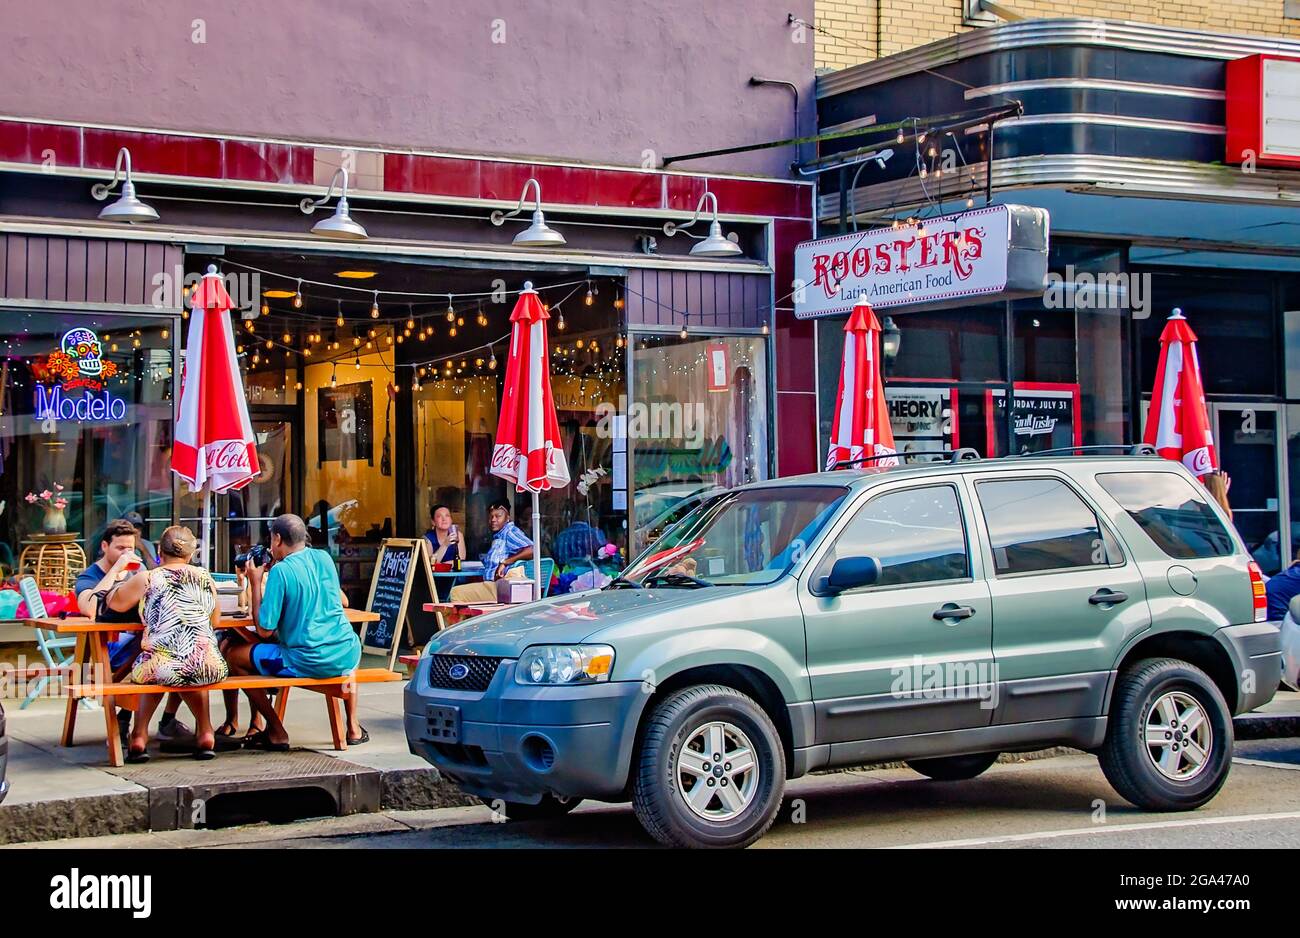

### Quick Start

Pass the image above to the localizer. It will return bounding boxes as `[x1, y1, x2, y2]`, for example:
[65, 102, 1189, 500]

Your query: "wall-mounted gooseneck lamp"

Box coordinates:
[490, 177, 566, 247]
[662, 192, 744, 258]
[300, 167, 368, 240]
[91, 147, 159, 223]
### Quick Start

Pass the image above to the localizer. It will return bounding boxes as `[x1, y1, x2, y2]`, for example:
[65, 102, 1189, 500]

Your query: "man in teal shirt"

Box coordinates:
[224, 514, 364, 750]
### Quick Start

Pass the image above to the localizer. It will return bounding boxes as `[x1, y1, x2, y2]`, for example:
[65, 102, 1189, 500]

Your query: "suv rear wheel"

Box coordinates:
[632, 684, 785, 848]
[906, 751, 1000, 781]
[1099, 657, 1233, 811]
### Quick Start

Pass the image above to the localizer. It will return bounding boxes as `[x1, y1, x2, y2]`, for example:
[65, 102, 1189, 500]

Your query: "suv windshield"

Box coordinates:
[618, 485, 848, 588]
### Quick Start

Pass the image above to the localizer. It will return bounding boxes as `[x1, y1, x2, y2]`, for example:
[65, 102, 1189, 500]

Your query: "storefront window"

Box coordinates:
[631, 333, 770, 552]
[0, 309, 176, 583]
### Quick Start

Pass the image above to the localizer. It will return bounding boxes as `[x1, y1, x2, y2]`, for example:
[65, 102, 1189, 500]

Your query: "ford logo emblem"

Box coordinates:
[448, 663, 470, 681]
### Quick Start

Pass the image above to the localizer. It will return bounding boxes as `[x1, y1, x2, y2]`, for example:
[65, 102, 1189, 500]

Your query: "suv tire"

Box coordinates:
[906, 751, 1000, 781]
[481, 794, 583, 821]
[632, 684, 785, 849]
[1099, 657, 1233, 811]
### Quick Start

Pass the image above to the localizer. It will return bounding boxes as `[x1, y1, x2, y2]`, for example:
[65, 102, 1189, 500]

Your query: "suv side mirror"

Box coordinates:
[817, 556, 882, 595]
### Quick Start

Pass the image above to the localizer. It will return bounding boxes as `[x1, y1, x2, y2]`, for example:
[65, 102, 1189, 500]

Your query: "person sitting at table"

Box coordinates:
[221, 513, 365, 750]
[449, 499, 533, 603]
[99, 526, 228, 762]
[75, 519, 189, 748]
[424, 503, 466, 566]
[122, 511, 158, 569]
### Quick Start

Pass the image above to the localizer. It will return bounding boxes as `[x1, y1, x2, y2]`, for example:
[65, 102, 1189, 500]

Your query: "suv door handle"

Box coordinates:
[933, 603, 976, 621]
[1088, 589, 1129, 606]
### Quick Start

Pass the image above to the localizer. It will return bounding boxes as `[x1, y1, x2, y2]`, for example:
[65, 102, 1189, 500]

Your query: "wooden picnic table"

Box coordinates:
[20, 608, 380, 764]
[422, 602, 509, 628]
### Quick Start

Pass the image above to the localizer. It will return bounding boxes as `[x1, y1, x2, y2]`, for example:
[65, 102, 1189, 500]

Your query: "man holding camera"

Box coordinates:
[222, 514, 364, 749]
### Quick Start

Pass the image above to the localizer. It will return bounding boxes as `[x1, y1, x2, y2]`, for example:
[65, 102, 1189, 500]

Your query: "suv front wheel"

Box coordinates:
[1099, 657, 1233, 811]
[633, 684, 786, 848]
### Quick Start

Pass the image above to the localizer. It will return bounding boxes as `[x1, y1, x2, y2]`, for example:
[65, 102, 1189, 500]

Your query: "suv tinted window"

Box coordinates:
[1096, 471, 1234, 559]
[815, 485, 969, 588]
[976, 477, 1115, 575]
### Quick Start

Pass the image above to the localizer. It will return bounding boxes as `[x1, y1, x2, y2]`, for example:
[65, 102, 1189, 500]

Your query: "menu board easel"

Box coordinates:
[361, 537, 438, 669]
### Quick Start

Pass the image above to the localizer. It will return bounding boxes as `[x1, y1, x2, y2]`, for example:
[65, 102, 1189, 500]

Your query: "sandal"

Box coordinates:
[241, 730, 290, 752]
[125, 744, 150, 764]
[347, 726, 370, 746]
[214, 720, 239, 738]
[193, 746, 217, 761]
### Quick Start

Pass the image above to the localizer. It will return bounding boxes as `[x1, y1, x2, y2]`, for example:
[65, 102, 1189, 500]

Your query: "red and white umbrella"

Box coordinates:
[1143, 308, 1216, 478]
[490, 282, 569, 594]
[825, 296, 897, 470]
[172, 266, 260, 562]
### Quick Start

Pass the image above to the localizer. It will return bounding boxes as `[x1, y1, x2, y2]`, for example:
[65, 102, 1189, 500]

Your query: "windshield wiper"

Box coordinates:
[603, 576, 643, 590]
[643, 571, 714, 589]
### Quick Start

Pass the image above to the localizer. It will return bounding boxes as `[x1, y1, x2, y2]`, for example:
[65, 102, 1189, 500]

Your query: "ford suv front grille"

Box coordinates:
[427, 654, 503, 691]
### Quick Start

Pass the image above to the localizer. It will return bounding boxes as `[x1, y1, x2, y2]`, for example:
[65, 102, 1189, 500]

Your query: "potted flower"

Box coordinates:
[26, 485, 70, 535]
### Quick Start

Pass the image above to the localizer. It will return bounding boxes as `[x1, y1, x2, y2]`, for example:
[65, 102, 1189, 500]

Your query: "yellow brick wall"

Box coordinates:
[814, 0, 1300, 70]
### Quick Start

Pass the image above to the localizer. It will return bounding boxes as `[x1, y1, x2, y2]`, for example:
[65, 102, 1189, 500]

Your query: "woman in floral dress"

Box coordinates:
[104, 525, 228, 761]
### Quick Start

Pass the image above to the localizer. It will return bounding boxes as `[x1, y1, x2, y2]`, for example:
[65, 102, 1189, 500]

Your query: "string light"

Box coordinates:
[264, 338, 273, 350]
[281, 330, 291, 344]
[406, 305, 415, 331]
[260, 300, 270, 316]
[336, 300, 345, 327]
[489, 351, 498, 370]
[476, 303, 487, 327]
[556, 310, 566, 331]
[614, 287, 624, 311]
[584, 282, 594, 306]
[446, 296, 455, 322]
[355, 355, 362, 370]
[293, 279, 304, 309]
[370, 291, 380, 319]
[330, 364, 338, 388]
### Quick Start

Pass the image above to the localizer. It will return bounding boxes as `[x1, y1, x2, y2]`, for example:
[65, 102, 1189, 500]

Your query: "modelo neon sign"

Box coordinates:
[33, 328, 127, 423]
[35, 385, 127, 422]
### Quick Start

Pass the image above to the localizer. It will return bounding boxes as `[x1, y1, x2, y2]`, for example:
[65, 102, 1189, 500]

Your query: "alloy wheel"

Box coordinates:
[674, 720, 760, 822]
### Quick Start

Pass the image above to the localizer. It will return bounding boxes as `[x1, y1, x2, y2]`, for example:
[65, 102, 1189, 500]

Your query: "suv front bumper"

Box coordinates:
[403, 657, 646, 804]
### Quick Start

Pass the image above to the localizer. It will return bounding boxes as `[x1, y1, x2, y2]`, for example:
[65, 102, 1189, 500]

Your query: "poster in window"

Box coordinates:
[986, 383, 1081, 455]
[885, 386, 958, 461]
[318, 381, 374, 468]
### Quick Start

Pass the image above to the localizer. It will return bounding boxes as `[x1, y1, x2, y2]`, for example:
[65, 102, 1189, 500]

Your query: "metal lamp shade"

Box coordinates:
[512, 209, 566, 247]
[881, 316, 902, 361]
[690, 220, 743, 257]
[311, 196, 368, 240]
[97, 180, 159, 223]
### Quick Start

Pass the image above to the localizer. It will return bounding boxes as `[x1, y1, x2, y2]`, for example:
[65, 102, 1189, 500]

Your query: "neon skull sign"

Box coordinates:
[60, 328, 103, 377]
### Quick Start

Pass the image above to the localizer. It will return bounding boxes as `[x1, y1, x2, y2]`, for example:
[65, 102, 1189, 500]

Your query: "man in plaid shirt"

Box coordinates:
[450, 499, 534, 602]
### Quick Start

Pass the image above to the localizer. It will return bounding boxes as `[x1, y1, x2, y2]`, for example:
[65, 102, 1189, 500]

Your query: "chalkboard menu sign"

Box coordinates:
[362, 538, 437, 668]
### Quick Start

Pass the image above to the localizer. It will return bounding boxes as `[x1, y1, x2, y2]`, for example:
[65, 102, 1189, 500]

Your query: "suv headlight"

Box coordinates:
[515, 645, 615, 685]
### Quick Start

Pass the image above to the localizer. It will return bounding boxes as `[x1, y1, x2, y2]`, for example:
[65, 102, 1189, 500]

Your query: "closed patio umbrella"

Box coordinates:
[490, 282, 570, 596]
[1143, 307, 1216, 478]
[825, 296, 897, 470]
[172, 265, 260, 565]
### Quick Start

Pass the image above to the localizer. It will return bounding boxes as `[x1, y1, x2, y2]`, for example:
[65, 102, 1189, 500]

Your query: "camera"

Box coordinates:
[234, 543, 271, 571]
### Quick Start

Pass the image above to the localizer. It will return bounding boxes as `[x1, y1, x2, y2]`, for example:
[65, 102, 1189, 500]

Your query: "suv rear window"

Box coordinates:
[1096, 471, 1234, 559]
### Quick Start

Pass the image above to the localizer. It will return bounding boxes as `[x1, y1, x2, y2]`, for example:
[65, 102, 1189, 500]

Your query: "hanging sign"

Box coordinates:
[793, 204, 1049, 319]
[32, 328, 127, 423]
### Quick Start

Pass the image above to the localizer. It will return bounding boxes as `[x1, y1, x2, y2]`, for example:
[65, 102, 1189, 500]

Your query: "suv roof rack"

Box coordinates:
[1018, 443, 1158, 458]
[834, 447, 982, 470]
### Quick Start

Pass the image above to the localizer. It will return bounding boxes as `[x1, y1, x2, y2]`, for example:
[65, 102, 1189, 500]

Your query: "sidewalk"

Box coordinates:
[0, 654, 474, 845]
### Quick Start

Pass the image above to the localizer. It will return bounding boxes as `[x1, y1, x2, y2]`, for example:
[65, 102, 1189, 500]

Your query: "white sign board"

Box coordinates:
[794, 205, 1013, 319]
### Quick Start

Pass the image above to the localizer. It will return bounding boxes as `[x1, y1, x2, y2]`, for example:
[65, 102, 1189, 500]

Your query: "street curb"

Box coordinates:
[1, 763, 471, 846]
[1233, 713, 1300, 740]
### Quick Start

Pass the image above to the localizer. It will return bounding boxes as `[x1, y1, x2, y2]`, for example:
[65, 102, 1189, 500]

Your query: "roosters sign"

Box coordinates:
[794, 205, 1049, 320]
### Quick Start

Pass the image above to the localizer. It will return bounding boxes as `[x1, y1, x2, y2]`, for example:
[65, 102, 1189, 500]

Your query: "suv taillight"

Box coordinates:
[1248, 561, 1268, 622]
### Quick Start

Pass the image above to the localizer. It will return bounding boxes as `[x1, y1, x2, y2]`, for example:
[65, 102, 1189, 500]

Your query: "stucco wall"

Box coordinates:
[2, 0, 814, 177]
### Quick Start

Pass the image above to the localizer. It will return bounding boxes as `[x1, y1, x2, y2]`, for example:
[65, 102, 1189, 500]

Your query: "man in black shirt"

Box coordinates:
[75, 519, 190, 745]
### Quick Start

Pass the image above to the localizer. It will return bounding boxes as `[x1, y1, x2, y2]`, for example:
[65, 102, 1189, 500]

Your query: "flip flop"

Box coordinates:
[214, 720, 239, 738]
[125, 746, 150, 764]
[193, 747, 217, 761]
[347, 726, 370, 746]
[242, 730, 290, 752]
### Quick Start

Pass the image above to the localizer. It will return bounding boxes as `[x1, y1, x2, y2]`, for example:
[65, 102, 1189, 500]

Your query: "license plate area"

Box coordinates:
[426, 704, 461, 744]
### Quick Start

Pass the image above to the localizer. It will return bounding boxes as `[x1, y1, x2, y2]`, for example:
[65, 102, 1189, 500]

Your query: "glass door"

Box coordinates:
[1212, 403, 1288, 574]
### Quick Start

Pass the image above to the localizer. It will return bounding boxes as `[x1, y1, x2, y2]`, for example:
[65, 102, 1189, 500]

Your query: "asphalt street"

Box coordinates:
[18, 739, 1299, 850]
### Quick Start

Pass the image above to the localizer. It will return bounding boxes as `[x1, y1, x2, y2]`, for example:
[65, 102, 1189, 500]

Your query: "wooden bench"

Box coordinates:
[65, 668, 402, 766]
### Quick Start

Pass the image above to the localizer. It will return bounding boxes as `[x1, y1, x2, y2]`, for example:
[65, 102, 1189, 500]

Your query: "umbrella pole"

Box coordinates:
[201, 486, 212, 569]
[532, 491, 541, 600]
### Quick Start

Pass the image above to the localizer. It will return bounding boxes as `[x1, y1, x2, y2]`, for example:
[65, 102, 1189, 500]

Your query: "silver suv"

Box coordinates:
[405, 449, 1281, 848]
